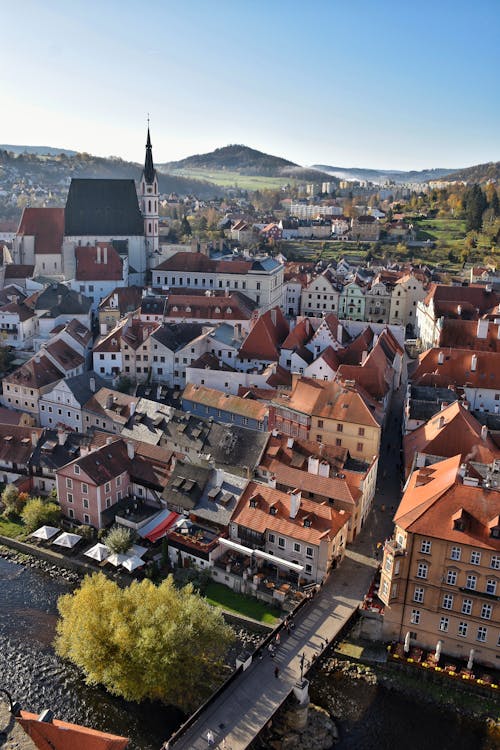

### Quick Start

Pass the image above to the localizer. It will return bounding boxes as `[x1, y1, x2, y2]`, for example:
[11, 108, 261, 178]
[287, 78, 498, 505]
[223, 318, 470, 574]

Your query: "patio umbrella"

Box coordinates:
[30, 525, 59, 541]
[435, 640, 442, 662]
[467, 649, 475, 671]
[122, 555, 145, 572]
[404, 632, 411, 653]
[106, 552, 127, 567]
[52, 532, 82, 549]
[84, 543, 110, 562]
[130, 544, 147, 557]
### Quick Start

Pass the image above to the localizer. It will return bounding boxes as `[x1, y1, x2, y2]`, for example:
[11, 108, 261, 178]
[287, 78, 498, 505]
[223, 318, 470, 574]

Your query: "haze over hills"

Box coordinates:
[312, 164, 460, 185]
[438, 161, 500, 184]
[0, 144, 78, 157]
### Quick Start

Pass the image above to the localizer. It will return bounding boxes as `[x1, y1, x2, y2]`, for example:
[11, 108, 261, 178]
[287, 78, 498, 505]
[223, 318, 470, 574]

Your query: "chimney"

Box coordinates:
[103, 245, 107, 264]
[337, 323, 343, 343]
[127, 442, 135, 459]
[130, 401, 136, 416]
[476, 318, 489, 339]
[89, 376, 96, 393]
[457, 305, 462, 316]
[57, 294, 62, 306]
[287, 437, 294, 449]
[31, 431, 38, 447]
[438, 415, 445, 429]
[34, 353, 41, 364]
[96, 245, 101, 264]
[268, 474, 277, 489]
[486, 283, 492, 292]
[289, 488, 301, 519]
[78, 293, 82, 304]
[437, 350, 444, 365]
[100, 322, 107, 335]
[271, 308, 277, 326]
[481, 424, 488, 441]
[106, 393, 114, 409]
[459, 463, 466, 478]
[308, 456, 320, 475]
[471, 354, 478, 372]
[57, 429, 67, 446]
[361, 350, 368, 364]
[106, 436, 114, 445]
[318, 460, 330, 478]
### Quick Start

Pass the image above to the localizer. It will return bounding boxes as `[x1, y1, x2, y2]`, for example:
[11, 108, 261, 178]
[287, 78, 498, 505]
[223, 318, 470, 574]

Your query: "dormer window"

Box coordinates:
[489, 515, 500, 539]
[185, 306, 191, 313]
[215, 307, 221, 313]
[172, 306, 178, 312]
[270, 505, 278, 515]
[249, 497, 258, 508]
[303, 518, 312, 528]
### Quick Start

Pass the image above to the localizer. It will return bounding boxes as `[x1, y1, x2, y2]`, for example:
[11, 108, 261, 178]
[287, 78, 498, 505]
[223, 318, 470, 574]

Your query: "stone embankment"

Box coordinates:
[0, 545, 81, 584]
[254, 695, 339, 750]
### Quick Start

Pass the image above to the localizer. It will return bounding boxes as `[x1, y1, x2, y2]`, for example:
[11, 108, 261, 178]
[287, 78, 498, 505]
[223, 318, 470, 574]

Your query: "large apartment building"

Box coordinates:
[379, 455, 500, 668]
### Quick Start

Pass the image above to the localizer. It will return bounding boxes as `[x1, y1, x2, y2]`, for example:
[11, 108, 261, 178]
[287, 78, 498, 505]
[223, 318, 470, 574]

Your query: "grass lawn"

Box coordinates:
[0, 516, 26, 539]
[204, 581, 281, 625]
[414, 218, 467, 249]
[168, 167, 292, 192]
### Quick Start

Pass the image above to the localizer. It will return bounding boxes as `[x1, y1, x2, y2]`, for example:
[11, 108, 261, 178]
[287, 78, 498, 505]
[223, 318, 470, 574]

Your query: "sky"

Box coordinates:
[2, 0, 499, 170]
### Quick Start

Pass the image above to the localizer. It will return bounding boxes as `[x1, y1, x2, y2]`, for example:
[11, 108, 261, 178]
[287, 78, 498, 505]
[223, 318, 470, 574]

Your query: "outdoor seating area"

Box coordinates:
[361, 570, 384, 614]
[389, 641, 500, 691]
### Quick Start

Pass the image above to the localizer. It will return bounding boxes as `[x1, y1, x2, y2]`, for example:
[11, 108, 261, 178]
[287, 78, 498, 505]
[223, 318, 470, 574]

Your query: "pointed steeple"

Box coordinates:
[144, 126, 155, 184]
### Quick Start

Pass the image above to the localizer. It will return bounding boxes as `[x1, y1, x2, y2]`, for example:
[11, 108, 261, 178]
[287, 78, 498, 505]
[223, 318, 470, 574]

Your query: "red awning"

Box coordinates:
[146, 511, 179, 543]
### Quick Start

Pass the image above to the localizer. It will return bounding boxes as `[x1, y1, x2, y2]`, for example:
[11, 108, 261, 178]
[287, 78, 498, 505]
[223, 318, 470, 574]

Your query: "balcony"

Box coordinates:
[384, 537, 406, 557]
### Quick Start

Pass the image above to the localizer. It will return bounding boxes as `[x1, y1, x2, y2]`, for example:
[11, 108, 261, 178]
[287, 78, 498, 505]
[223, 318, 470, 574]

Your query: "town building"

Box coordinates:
[182, 382, 269, 431]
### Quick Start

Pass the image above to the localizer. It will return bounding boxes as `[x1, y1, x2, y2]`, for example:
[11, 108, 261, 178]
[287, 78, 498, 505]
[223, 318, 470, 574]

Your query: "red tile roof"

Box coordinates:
[17, 711, 129, 750]
[262, 459, 360, 505]
[5, 355, 63, 389]
[0, 301, 36, 321]
[75, 243, 123, 281]
[183, 382, 268, 421]
[166, 292, 256, 321]
[45, 339, 85, 372]
[98, 286, 143, 315]
[411, 348, 500, 390]
[281, 318, 316, 350]
[423, 283, 499, 318]
[438, 318, 500, 352]
[238, 307, 289, 361]
[17, 207, 64, 255]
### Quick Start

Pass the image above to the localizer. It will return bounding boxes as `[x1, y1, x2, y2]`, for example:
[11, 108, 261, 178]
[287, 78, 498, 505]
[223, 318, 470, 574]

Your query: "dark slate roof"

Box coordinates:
[33, 283, 92, 315]
[64, 371, 108, 406]
[151, 322, 204, 351]
[202, 423, 269, 476]
[162, 461, 211, 511]
[143, 128, 156, 185]
[65, 179, 144, 236]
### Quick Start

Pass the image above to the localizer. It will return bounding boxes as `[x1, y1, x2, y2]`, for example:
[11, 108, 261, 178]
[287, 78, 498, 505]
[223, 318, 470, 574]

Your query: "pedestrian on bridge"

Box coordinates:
[274, 666, 280, 679]
[206, 729, 215, 746]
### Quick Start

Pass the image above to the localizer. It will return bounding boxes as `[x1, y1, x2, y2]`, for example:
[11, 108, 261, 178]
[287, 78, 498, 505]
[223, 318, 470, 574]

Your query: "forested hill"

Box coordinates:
[162, 144, 298, 175]
[440, 162, 500, 184]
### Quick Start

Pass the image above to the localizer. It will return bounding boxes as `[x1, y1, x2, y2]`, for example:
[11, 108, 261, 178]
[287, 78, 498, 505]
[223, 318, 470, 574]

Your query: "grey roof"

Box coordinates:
[64, 371, 108, 406]
[200, 422, 269, 476]
[140, 296, 167, 316]
[120, 398, 176, 445]
[34, 283, 92, 315]
[162, 461, 211, 511]
[251, 257, 281, 272]
[193, 469, 248, 527]
[30, 430, 87, 473]
[65, 179, 144, 236]
[151, 322, 204, 351]
[209, 323, 241, 348]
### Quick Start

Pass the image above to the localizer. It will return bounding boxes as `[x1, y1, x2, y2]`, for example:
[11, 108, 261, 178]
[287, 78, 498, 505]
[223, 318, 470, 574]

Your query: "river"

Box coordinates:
[1, 555, 498, 750]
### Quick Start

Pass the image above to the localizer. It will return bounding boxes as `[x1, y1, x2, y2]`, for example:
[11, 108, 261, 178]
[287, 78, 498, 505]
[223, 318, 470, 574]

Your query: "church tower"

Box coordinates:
[139, 125, 159, 255]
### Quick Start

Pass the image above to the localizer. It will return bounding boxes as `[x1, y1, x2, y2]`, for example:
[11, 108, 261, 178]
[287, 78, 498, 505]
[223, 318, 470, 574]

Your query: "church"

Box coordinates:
[12, 128, 160, 285]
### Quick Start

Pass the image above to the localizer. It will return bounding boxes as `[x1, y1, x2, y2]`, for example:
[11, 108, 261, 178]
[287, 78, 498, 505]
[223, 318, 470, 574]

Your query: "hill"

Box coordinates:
[162, 144, 297, 175]
[437, 162, 500, 184]
[312, 164, 459, 185]
[0, 144, 78, 156]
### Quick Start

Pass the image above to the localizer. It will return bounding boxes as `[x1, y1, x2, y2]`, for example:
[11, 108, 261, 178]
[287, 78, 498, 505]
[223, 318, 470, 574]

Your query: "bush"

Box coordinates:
[104, 525, 134, 554]
[21, 498, 61, 532]
[1, 484, 25, 518]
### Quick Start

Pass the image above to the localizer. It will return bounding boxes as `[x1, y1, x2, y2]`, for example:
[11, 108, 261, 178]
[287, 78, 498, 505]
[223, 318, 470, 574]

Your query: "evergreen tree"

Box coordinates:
[464, 185, 487, 232]
[490, 190, 500, 217]
[180, 215, 192, 236]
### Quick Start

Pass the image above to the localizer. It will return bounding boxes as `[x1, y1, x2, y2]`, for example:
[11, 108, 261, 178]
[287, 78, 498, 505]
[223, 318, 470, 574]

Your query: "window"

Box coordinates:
[81, 483, 88, 494]
[116, 476, 121, 487]
[420, 540, 432, 554]
[481, 603, 492, 620]
[442, 593, 454, 610]
[384, 555, 393, 573]
[306, 546, 314, 558]
[293, 542, 301, 553]
[337, 423, 343, 432]
[446, 570, 457, 585]
[439, 617, 449, 632]
[357, 442, 364, 452]
[316, 434, 323, 443]
[66, 478, 73, 489]
[470, 551, 481, 566]
[83, 498, 89, 509]
[278, 537, 285, 549]
[68, 508, 74, 519]
[74, 465, 80, 475]
[358, 427, 365, 436]
[83, 513, 90, 524]
[382, 579, 389, 598]
[490, 555, 500, 570]
[486, 579, 497, 595]
[458, 621, 468, 637]
[105, 482, 111, 494]
[268, 533, 275, 543]
[105, 497, 111, 509]
[413, 586, 424, 603]
[450, 546, 461, 561]
[67, 493, 73, 504]
[305, 564, 312, 574]
[476, 626, 487, 643]
[318, 420, 324, 428]
[466, 575, 477, 590]
[335, 438, 342, 447]
[461, 598, 473, 615]
[410, 609, 420, 624]
[416, 562, 428, 579]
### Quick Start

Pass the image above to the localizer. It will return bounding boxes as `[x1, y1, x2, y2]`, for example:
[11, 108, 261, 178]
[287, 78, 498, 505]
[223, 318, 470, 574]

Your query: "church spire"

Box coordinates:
[144, 124, 155, 184]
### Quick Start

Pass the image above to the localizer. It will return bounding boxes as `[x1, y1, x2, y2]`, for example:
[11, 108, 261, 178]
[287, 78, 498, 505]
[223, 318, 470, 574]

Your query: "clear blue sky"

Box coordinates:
[2, 0, 499, 170]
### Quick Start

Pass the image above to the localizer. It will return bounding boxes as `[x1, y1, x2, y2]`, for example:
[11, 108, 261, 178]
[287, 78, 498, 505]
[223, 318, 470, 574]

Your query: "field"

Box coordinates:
[413, 218, 467, 251]
[0, 516, 26, 539]
[204, 581, 280, 624]
[165, 167, 292, 191]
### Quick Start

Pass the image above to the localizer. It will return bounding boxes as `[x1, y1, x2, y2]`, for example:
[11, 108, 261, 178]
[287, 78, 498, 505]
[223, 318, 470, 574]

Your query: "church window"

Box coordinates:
[148, 200, 152, 212]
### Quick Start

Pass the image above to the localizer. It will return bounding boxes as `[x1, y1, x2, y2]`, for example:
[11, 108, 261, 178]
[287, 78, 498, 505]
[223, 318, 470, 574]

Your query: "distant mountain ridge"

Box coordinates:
[312, 164, 460, 185]
[438, 162, 500, 184]
[0, 144, 78, 157]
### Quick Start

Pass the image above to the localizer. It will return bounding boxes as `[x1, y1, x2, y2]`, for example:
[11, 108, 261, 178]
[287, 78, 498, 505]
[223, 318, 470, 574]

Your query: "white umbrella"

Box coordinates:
[30, 525, 59, 541]
[52, 532, 82, 549]
[435, 640, 442, 662]
[404, 631, 411, 653]
[84, 543, 110, 562]
[122, 555, 145, 572]
[467, 648, 475, 671]
[130, 544, 148, 557]
[106, 552, 127, 567]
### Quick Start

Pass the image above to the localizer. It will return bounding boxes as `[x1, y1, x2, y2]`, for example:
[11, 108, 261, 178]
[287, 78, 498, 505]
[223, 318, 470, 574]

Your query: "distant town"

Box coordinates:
[0, 130, 499, 750]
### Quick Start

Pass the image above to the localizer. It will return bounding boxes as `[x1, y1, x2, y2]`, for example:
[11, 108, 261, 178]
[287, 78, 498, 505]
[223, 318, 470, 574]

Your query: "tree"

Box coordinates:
[180, 215, 192, 237]
[55, 573, 234, 711]
[104, 526, 133, 554]
[490, 190, 500, 217]
[21, 498, 61, 531]
[0, 484, 27, 518]
[115, 375, 132, 394]
[464, 184, 487, 232]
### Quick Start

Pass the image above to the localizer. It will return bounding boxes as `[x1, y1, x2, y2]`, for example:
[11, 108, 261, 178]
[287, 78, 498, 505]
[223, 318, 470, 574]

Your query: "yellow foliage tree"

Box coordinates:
[55, 573, 234, 712]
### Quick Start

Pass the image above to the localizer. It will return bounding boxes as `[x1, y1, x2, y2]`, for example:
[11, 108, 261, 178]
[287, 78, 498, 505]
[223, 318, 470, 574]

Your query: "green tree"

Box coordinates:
[104, 526, 133, 554]
[0, 484, 26, 517]
[55, 573, 234, 711]
[21, 498, 61, 532]
[464, 184, 487, 232]
[115, 375, 132, 394]
[489, 190, 499, 217]
[180, 215, 192, 237]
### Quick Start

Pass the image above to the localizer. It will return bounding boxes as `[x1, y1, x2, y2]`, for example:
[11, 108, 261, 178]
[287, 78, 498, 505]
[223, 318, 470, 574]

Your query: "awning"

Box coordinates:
[219, 538, 254, 556]
[30, 525, 59, 541]
[122, 555, 145, 572]
[52, 532, 81, 549]
[218, 538, 304, 572]
[143, 511, 179, 543]
[84, 543, 110, 562]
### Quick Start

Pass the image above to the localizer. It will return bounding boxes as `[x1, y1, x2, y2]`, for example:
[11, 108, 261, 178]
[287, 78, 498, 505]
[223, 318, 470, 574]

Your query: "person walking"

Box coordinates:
[206, 729, 215, 746]
[274, 666, 280, 679]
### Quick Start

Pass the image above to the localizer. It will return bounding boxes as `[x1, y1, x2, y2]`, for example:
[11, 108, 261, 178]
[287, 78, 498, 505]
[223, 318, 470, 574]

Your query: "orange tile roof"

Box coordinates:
[262, 459, 360, 505]
[411, 348, 500, 389]
[395, 455, 500, 550]
[75, 243, 123, 281]
[17, 207, 64, 255]
[183, 382, 268, 421]
[438, 318, 500, 352]
[45, 339, 85, 372]
[403, 401, 500, 475]
[423, 283, 499, 317]
[232, 480, 350, 545]
[5, 355, 63, 389]
[239, 307, 289, 361]
[281, 318, 316, 350]
[17, 711, 129, 750]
